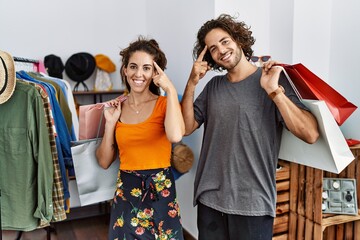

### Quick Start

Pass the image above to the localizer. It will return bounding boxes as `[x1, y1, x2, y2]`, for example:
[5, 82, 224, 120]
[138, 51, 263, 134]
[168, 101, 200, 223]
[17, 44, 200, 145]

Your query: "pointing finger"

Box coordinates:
[196, 45, 208, 62]
[153, 61, 163, 74]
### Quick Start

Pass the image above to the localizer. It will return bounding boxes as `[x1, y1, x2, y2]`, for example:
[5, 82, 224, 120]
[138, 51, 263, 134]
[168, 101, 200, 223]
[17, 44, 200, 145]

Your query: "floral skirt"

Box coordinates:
[108, 167, 184, 240]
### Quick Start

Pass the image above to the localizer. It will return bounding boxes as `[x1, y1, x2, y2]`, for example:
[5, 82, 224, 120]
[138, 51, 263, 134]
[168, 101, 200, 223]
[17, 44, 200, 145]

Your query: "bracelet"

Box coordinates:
[268, 85, 285, 100]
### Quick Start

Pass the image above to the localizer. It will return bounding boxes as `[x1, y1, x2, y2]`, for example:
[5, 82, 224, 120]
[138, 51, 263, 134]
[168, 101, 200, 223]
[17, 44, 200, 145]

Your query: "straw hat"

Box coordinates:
[171, 142, 194, 174]
[0, 50, 16, 104]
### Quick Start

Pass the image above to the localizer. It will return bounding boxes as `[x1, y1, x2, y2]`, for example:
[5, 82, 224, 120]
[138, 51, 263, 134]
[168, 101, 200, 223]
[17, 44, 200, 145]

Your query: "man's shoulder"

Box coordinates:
[207, 74, 227, 83]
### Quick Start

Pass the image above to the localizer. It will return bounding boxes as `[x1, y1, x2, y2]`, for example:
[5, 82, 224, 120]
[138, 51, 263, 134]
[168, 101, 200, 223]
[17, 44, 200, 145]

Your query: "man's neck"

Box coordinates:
[227, 61, 258, 83]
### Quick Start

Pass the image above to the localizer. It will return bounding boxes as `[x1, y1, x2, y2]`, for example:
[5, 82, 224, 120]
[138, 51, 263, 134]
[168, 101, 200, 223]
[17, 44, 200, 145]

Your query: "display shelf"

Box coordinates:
[72, 90, 125, 103]
[285, 146, 360, 240]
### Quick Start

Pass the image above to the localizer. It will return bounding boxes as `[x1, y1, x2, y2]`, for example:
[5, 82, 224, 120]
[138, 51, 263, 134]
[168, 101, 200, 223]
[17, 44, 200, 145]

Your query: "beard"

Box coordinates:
[217, 47, 243, 71]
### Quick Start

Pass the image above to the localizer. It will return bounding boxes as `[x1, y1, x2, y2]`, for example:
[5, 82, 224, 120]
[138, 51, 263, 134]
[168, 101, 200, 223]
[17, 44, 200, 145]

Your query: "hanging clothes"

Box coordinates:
[16, 70, 73, 200]
[18, 79, 67, 222]
[38, 73, 79, 141]
[0, 81, 54, 231]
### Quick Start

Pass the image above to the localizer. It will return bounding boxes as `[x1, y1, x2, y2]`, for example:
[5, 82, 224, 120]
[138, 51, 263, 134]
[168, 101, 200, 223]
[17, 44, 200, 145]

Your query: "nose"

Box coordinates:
[135, 68, 143, 77]
[218, 45, 226, 54]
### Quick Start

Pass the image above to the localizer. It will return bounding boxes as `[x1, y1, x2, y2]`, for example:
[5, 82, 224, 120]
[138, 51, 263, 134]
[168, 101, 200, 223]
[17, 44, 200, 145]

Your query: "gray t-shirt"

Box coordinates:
[193, 68, 306, 217]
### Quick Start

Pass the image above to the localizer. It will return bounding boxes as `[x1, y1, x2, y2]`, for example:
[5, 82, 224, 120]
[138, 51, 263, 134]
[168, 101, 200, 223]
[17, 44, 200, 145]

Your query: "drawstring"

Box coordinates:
[141, 175, 159, 202]
[123, 170, 162, 202]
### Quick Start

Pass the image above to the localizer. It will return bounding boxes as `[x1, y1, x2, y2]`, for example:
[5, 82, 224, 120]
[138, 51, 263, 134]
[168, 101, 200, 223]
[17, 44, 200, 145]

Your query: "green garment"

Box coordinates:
[0, 81, 54, 231]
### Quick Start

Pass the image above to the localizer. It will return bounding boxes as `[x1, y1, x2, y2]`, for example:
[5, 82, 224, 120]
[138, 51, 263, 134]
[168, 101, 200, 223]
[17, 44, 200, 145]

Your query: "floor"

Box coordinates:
[2, 215, 109, 240]
[1, 215, 196, 240]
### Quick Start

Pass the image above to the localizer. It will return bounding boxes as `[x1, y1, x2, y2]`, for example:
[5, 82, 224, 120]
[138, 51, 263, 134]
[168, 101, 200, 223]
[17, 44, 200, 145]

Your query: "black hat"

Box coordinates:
[44, 54, 64, 78]
[65, 52, 96, 82]
[44, 54, 64, 79]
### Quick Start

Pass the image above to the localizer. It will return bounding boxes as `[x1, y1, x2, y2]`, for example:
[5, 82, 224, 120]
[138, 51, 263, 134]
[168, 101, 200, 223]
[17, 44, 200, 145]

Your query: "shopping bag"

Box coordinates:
[78, 95, 127, 140]
[279, 63, 357, 125]
[71, 138, 119, 206]
[278, 99, 354, 174]
[79, 104, 106, 140]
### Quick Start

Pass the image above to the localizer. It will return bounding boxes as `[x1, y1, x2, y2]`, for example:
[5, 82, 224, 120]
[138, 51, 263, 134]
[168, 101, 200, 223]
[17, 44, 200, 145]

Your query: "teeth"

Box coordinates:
[134, 80, 143, 85]
[222, 53, 231, 61]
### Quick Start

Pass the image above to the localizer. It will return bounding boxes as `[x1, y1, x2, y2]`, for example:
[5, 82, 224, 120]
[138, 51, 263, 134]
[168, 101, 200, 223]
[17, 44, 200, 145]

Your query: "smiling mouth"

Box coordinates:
[133, 79, 145, 86]
[220, 52, 231, 61]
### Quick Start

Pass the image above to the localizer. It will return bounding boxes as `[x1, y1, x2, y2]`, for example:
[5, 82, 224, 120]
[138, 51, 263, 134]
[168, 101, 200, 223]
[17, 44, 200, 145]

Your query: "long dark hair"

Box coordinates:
[193, 14, 256, 71]
[120, 36, 167, 95]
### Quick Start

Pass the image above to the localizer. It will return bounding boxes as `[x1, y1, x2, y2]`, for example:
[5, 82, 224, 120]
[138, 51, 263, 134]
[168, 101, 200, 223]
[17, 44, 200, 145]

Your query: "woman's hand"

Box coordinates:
[104, 100, 122, 126]
[153, 61, 174, 93]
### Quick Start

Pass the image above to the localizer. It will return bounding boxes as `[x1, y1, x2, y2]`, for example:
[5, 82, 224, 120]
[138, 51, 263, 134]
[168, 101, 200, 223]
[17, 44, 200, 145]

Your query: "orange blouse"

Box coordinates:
[115, 96, 171, 170]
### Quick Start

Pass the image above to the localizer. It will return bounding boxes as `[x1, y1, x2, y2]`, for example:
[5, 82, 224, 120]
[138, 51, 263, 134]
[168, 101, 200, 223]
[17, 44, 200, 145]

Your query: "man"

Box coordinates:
[181, 14, 319, 240]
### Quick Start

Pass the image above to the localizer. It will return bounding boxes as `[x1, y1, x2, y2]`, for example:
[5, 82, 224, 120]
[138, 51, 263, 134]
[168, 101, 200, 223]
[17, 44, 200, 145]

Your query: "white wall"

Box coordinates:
[291, 0, 360, 139]
[329, 0, 360, 138]
[0, 0, 147, 90]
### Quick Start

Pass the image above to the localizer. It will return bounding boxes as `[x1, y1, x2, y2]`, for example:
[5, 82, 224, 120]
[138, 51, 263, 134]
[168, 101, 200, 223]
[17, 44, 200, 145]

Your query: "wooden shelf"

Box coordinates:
[322, 210, 360, 230]
[284, 146, 360, 240]
[72, 90, 125, 95]
[72, 90, 125, 103]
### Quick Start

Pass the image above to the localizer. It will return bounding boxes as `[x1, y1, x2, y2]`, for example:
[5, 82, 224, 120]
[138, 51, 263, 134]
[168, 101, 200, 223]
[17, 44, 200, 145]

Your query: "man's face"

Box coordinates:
[204, 28, 242, 71]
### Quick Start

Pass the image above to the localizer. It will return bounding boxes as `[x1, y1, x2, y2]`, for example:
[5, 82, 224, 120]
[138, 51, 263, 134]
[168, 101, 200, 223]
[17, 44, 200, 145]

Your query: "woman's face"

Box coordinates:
[123, 51, 155, 93]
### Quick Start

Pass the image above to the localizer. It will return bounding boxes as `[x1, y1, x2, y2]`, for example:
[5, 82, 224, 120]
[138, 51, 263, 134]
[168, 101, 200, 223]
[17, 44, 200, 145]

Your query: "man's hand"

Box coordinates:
[188, 46, 211, 85]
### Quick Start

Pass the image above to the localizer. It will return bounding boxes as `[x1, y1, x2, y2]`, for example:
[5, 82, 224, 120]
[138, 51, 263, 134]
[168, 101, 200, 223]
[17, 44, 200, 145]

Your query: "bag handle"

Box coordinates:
[96, 94, 128, 143]
[276, 65, 302, 99]
[95, 108, 105, 143]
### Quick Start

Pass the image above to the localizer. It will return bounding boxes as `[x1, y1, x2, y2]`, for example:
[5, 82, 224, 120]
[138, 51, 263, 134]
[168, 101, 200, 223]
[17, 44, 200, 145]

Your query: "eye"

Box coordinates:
[222, 39, 229, 45]
[143, 66, 151, 71]
[209, 47, 216, 53]
[129, 65, 137, 70]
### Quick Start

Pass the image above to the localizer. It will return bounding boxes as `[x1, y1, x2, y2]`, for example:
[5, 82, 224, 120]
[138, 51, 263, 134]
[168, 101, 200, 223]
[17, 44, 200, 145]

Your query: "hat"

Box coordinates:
[95, 54, 116, 73]
[171, 142, 194, 174]
[65, 52, 96, 82]
[44, 54, 64, 78]
[0, 50, 16, 104]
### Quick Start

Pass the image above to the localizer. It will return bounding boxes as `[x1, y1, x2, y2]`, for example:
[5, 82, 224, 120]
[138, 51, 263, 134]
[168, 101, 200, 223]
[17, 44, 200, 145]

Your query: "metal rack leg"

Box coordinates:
[16, 231, 23, 240]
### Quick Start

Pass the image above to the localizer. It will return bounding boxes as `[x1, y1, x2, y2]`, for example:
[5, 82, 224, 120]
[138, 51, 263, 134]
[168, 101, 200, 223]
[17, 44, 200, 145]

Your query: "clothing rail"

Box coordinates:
[13, 56, 39, 64]
[13, 56, 40, 72]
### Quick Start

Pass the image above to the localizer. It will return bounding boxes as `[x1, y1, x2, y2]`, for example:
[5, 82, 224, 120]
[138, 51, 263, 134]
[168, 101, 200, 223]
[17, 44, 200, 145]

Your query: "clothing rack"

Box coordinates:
[13, 56, 40, 72]
[13, 56, 39, 64]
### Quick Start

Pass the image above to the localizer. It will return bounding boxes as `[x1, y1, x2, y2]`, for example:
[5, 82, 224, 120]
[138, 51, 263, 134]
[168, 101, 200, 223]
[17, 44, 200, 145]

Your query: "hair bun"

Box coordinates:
[149, 39, 160, 48]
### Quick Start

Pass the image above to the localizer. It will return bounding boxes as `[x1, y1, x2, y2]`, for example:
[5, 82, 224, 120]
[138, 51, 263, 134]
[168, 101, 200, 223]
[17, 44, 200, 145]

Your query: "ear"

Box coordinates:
[122, 65, 127, 76]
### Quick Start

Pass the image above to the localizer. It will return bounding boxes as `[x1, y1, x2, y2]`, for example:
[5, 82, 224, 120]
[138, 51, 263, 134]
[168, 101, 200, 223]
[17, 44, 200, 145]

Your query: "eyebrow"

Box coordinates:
[209, 36, 230, 50]
[128, 63, 153, 67]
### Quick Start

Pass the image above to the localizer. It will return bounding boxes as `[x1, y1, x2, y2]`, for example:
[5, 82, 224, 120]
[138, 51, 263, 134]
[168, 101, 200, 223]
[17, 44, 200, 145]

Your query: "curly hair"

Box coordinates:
[120, 36, 167, 95]
[193, 14, 256, 71]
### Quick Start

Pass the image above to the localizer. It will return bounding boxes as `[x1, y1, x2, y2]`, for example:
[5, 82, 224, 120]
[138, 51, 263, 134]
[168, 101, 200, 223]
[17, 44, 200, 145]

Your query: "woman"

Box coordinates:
[96, 36, 185, 240]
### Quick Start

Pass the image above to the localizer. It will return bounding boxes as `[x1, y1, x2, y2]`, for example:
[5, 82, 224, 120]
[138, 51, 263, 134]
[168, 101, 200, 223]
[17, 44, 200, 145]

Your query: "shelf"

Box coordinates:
[72, 90, 125, 103]
[322, 210, 360, 230]
[72, 90, 125, 95]
[285, 147, 360, 239]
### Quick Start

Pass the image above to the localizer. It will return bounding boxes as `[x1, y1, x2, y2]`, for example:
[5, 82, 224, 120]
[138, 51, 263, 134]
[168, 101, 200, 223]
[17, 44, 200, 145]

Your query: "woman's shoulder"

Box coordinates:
[156, 95, 167, 108]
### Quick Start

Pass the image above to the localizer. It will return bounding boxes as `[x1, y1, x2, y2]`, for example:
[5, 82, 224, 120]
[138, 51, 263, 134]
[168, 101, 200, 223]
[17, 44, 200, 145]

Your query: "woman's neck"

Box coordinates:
[128, 91, 155, 106]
